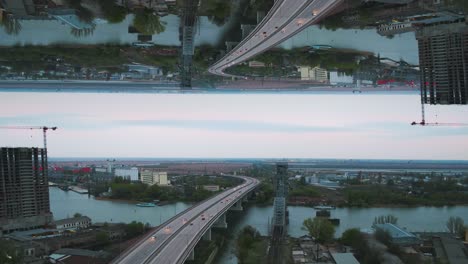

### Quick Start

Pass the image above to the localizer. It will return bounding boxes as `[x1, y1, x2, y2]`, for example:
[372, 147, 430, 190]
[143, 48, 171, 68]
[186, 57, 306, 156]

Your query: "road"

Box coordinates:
[111, 175, 259, 264]
[208, 0, 344, 77]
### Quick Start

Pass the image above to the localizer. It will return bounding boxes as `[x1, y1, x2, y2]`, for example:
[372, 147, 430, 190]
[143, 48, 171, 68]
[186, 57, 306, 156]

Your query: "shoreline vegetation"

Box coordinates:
[83, 182, 468, 208]
[287, 182, 468, 208]
[92, 193, 468, 208]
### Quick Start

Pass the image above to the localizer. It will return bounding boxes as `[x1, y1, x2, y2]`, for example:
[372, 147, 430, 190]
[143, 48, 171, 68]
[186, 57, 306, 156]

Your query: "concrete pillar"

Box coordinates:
[242, 195, 248, 202]
[202, 228, 212, 241]
[188, 249, 195, 261]
[230, 200, 243, 211]
[213, 213, 228, 228]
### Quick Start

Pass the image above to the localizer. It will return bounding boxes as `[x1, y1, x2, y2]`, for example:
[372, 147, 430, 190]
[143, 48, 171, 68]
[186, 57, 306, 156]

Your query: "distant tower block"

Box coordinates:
[417, 22, 468, 105]
[241, 24, 257, 39]
[0, 147, 53, 234]
[225, 41, 239, 53]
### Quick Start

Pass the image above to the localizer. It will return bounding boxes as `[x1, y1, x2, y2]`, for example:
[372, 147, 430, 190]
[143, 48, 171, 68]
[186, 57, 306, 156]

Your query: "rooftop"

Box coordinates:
[331, 253, 360, 264]
[54, 248, 110, 258]
[54, 216, 91, 226]
[374, 223, 416, 239]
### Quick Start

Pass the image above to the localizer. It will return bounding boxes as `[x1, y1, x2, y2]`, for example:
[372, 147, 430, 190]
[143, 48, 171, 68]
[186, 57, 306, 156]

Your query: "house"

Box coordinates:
[54, 216, 91, 231]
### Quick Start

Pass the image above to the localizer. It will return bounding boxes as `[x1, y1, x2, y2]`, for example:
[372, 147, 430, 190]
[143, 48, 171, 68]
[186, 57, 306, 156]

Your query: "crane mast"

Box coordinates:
[0, 126, 58, 150]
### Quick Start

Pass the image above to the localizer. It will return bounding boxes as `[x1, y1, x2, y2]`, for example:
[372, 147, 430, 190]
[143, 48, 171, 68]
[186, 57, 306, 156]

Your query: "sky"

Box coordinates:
[1, 91, 468, 160]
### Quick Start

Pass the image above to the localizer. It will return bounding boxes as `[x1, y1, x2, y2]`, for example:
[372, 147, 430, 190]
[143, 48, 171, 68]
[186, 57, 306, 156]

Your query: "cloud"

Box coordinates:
[114, 119, 352, 133]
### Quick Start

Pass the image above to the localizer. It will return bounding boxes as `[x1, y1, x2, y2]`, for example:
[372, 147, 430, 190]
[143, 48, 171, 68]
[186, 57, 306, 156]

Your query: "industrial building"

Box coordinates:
[0, 147, 53, 234]
[417, 21, 468, 105]
[374, 223, 420, 246]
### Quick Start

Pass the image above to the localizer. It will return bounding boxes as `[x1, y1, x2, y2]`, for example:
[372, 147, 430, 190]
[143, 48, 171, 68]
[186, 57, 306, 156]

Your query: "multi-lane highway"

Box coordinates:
[208, 0, 344, 77]
[111, 175, 259, 264]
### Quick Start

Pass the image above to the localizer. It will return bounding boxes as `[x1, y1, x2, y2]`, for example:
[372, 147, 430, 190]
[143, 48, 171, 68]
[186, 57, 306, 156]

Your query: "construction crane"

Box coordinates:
[411, 104, 468, 126]
[411, 87, 468, 126]
[0, 126, 58, 149]
[411, 121, 468, 126]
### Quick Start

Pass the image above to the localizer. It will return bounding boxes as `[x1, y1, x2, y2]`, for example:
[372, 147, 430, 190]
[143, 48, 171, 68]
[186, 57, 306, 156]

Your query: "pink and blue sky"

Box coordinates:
[1, 92, 468, 159]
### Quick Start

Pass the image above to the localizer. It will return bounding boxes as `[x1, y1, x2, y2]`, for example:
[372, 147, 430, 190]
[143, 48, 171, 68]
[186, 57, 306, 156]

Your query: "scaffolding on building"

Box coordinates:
[179, 0, 199, 89]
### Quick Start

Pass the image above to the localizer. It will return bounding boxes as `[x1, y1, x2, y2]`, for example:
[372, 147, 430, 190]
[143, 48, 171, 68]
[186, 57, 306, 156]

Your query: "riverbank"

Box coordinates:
[94, 196, 176, 206]
[47, 188, 468, 264]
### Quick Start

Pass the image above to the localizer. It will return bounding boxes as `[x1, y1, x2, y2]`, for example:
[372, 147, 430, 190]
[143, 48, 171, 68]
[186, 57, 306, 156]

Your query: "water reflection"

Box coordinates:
[0, 15, 230, 47]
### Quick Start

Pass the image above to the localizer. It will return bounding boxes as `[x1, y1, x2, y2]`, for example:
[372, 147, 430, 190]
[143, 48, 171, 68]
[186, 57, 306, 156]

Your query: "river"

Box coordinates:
[0, 15, 418, 65]
[49, 187, 468, 264]
[49, 187, 191, 225]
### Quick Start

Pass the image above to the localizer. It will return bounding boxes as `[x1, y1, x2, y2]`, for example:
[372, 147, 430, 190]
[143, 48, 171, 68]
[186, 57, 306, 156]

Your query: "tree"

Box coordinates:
[65, 0, 94, 23]
[132, 9, 166, 35]
[372, 215, 398, 227]
[70, 27, 96, 38]
[236, 226, 262, 264]
[73, 212, 82, 218]
[98, 0, 127, 23]
[374, 228, 392, 247]
[95, 231, 110, 245]
[0, 240, 23, 264]
[125, 221, 145, 238]
[302, 217, 335, 243]
[341, 228, 364, 247]
[205, 0, 231, 26]
[446, 216, 465, 237]
[1, 16, 22, 35]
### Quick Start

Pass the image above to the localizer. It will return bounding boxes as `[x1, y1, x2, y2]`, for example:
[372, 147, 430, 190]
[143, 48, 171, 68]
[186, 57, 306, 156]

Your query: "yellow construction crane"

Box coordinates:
[0, 126, 58, 149]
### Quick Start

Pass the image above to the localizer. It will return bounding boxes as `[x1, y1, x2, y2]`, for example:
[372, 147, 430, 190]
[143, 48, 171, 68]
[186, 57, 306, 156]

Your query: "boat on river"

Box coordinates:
[136, 202, 156, 207]
[314, 205, 336, 210]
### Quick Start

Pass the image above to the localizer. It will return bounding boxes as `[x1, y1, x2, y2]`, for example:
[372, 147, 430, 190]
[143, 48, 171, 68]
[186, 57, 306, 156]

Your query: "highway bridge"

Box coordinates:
[111, 175, 259, 264]
[208, 0, 344, 77]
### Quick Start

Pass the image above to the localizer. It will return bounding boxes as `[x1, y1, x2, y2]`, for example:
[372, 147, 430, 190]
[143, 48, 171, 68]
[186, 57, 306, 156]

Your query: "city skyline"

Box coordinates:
[1, 91, 468, 160]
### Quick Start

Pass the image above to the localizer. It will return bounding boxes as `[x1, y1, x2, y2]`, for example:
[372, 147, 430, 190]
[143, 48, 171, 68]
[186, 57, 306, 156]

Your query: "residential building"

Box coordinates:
[0, 147, 53, 234]
[114, 167, 139, 181]
[54, 216, 91, 231]
[140, 170, 168, 186]
[298, 66, 328, 82]
[417, 22, 468, 105]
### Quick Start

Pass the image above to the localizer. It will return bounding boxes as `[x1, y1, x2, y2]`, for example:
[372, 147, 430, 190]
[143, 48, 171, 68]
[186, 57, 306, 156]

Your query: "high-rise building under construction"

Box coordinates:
[417, 21, 468, 105]
[0, 147, 52, 234]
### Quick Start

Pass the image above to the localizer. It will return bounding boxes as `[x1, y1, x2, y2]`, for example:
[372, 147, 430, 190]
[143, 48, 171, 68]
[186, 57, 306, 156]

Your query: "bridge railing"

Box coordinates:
[176, 181, 259, 264]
